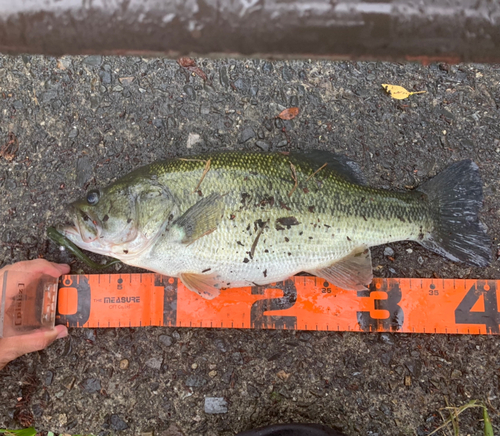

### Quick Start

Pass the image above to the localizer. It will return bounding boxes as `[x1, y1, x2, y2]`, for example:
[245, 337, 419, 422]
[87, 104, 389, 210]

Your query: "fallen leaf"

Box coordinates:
[381, 84, 426, 100]
[177, 57, 196, 68]
[276, 370, 291, 381]
[177, 57, 208, 81]
[0, 132, 19, 161]
[119, 77, 135, 86]
[278, 107, 299, 120]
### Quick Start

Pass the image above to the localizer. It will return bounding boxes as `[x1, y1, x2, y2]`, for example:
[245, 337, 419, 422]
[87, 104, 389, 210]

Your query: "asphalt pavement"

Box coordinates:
[0, 55, 499, 435]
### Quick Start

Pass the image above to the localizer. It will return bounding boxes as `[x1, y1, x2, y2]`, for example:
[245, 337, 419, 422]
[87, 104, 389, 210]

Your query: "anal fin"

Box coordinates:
[180, 272, 223, 300]
[308, 246, 373, 291]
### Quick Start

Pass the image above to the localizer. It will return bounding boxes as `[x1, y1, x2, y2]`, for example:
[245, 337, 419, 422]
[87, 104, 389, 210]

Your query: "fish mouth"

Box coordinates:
[63, 207, 102, 244]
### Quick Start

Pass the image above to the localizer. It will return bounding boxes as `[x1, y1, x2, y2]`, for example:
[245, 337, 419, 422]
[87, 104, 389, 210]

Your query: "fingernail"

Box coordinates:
[55, 325, 68, 339]
[57, 263, 71, 275]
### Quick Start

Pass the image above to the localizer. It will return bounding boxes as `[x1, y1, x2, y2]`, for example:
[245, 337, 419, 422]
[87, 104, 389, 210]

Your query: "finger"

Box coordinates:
[0, 326, 68, 364]
[8, 259, 70, 278]
[49, 263, 71, 276]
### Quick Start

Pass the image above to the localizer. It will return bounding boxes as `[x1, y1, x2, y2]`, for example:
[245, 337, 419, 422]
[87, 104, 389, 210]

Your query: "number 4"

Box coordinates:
[455, 281, 500, 334]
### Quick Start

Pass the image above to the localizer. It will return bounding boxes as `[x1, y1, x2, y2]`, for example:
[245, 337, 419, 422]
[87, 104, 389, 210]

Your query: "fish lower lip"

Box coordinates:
[61, 226, 79, 237]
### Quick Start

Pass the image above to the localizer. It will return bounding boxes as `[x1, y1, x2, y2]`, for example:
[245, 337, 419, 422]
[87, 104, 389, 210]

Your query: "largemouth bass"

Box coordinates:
[61, 151, 491, 299]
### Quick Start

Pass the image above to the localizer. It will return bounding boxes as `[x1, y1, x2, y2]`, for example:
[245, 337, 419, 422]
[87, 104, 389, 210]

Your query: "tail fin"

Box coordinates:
[418, 160, 491, 267]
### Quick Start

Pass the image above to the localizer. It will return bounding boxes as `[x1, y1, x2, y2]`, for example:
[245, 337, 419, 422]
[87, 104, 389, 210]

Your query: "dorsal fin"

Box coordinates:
[290, 150, 366, 185]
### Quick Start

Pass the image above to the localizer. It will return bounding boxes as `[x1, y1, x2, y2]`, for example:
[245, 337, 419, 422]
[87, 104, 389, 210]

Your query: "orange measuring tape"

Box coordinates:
[55, 274, 500, 334]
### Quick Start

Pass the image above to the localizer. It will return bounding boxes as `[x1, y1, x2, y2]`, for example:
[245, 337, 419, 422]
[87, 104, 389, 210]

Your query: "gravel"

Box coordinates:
[0, 55, 499, 436]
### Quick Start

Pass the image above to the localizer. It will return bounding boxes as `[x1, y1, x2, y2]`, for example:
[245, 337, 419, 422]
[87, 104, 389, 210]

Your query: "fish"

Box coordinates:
[60, 150, 491, 299]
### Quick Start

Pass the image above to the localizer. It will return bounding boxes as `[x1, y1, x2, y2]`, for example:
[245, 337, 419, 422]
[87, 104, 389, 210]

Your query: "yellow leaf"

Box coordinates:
[381, 84, 426, 100]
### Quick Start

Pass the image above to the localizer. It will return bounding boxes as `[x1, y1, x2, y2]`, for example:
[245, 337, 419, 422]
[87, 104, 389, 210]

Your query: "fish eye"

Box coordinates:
[86, 190, 100, 205]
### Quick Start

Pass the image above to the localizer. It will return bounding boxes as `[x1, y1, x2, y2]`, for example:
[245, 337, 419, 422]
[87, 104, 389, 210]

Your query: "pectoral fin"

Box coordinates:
[180, 272, 223, 300]
[309, 246, 373, 291]
[171, 192, 226, 245]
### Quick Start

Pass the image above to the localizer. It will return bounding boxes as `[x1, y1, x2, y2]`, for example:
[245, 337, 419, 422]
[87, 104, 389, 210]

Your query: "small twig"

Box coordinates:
[0, 132, 19, 161]
[193, 159, 211, 193]
[250, 219, 269, 259]
[288, 162, 298, 197]
[178, 158, 208, 163]
[304, 163, 327, 184]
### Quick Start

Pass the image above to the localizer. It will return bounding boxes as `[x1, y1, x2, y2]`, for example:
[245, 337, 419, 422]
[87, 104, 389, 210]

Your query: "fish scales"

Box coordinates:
[62, 151, 490, 299]
[125, 152, 432, 285]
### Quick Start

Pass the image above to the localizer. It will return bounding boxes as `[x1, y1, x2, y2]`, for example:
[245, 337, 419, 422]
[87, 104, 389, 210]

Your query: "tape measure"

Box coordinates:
[55, 274, 500, 335]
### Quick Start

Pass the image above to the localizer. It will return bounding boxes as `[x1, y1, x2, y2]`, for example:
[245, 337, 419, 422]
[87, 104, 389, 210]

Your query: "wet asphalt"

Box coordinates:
[0, 56, 499, 435]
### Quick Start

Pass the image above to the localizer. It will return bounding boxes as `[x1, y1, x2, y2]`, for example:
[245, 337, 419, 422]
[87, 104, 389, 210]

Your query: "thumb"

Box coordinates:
[0, 325, 68, 369]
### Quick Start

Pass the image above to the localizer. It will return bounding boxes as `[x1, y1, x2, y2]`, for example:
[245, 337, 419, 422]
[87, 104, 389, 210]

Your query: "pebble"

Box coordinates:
[159, 335, 173, 347]
[231, 351, 244, 364]
[186, 132, 201, 148]
[167, 117, 176, 129]
[183, 84, 196, 100]
[208, 370, 217, 378]
[255, 140, 270, 152]
[262, 62, 273, 73]
[384, 247, 395, 257]
[263, 118, 274, 131]
[239, 126, 255, 143]
[4, 179, 16, 190]
[63, 376, 75, 390]
[289, 95, 299, 107]
[379, 333, 394, 345]
[221, 368, 234, 384]
[145, 357, 163, 370]
[68, 127, 79, 138]
[84, 329, 96, 342]
[204, 397, 228, 414]
[57, 57, 72, 70]
[191, 363, 198, 369]
[119, 359, 129, 370]
[219, 66, 229, 88]
[185, 375, 206, 387]
[162, 423, 185, 436]
[233, 77, 250, 92]
[99, 70, 112, 84]
[81, 378, 101, 393]
[153, 118, 164, 128]
[282, 66, 295, 81]
[200, 103, 210, 115]
[110, 414, 129, 431]
[75, 155, 93, 186]
[83, 55, 102, 67]
[44, 370, 54, 386]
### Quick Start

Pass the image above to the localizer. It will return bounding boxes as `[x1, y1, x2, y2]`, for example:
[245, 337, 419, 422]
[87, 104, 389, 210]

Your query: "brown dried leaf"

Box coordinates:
[177, 57, 208, 81]
[177, 57, 196, 68]
[278, 107, 299, 120]
[0, 132, 19, 161]
[277, 370, 291, 381]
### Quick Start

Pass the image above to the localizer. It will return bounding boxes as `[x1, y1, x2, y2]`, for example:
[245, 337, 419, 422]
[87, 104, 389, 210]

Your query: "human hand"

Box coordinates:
[0, 259, 70, 370]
